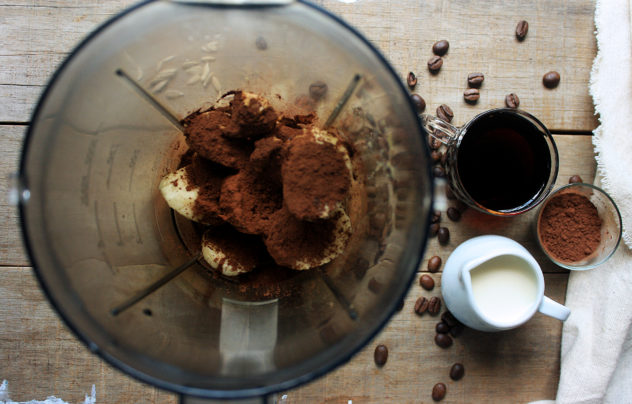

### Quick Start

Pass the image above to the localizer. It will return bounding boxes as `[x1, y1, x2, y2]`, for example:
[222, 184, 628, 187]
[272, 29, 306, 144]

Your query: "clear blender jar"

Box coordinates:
[17, 0, 434, 401]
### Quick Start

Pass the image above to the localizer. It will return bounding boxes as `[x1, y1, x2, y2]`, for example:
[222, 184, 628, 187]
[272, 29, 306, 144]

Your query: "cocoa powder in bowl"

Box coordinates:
[538, 192, 602, 263]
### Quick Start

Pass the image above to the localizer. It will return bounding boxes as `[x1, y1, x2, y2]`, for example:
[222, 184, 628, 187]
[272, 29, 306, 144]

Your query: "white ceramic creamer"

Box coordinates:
[441, 235, 570, 332]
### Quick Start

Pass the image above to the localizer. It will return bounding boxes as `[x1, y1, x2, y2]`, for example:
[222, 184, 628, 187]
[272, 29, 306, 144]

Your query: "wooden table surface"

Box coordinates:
[0, 0, 597, 403]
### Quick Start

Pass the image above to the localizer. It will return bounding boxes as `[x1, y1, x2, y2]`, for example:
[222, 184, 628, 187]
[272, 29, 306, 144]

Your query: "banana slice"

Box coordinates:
[201, 227, 261, 276]
[158, 164, 224, 225]
[264, 206, 352, 270]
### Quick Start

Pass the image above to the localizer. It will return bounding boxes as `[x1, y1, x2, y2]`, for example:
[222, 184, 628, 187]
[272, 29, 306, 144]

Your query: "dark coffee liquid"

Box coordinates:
[456, 111, 551, 212]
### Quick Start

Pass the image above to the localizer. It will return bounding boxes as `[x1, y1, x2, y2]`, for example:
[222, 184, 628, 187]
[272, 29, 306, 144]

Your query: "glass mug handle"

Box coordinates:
[421, 114, 459, 146]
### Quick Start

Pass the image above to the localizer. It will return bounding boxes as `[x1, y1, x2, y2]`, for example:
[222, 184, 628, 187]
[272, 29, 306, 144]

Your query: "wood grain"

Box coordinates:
[0, 0, 597, 130]
[284, 272, 568, 403]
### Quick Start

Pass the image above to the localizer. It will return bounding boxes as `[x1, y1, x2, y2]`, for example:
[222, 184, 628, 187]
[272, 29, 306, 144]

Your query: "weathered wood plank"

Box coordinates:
[285, 272, 569, 403]
[0, 266, 178, 404]
[0, 0, 597, 130]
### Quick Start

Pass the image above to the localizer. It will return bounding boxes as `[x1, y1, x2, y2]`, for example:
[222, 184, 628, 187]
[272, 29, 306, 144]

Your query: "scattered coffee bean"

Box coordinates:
[433, 165, 446, 179]
[449, 323, 464, 338]
[569, 175, 583, 184]
[430, 223, 440, 237]
[505, 93, 520, 108]
[543, 71, 561, 88]
[435, 333, 453, 349]
[429, 135, 442, 150]
[309, 81, 328, 100]
[431, 210, 441, 224]
[428, 296, 442, 315]
[414, 297, 429, 315]
[368, 277, 382, 294]
[432, 39, 450, 56]
[255, 36, 268, 50]
[441, 311, 458, 327]
[407, 71, 418, 88]
[450, 363, 465, 380]
[411, 93, 426, 113]
[428, 255, 442, 272]
[467, 72, 485, 88]
[431, 151, 442, 164]
[428, 56, 443, 73]
[436, 322, 450, 334]
[374, 344, 388, 367]
[436, 104, 454, 122]
[463, 88, 480, 103]
[437, 227, 450, 245]
[420, 274, 435, 290]
[432, 382, 447, 401]
[447, 207, 461, 222]
[515, 20, 529, 41]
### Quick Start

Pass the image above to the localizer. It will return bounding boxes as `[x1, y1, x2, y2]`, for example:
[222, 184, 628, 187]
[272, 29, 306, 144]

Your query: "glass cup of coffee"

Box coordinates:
[422, 108, 559, 216]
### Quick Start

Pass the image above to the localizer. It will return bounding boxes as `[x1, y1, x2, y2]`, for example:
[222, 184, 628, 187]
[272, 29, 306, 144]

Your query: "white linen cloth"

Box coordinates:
[536, 0, 632, 402]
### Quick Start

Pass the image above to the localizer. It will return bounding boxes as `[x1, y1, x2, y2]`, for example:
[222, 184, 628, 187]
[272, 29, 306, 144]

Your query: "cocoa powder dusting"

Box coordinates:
[538, 192, 602, 262]
[282, 133, 351, 221]
[186, 155, 231, 226]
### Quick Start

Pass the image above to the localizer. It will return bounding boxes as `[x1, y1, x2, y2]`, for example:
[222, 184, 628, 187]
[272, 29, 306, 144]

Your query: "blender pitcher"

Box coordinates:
[16, 0, 434, 401]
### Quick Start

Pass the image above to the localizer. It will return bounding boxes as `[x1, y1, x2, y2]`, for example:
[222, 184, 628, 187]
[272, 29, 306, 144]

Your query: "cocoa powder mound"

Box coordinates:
[263, 206, 338, 269]
[185, 155, 232, 226]
[219, 169, 283, 235]
[228, 91, 278, 139]
[183, 110, 252, 169]
[538, 192, 602, 262]
[202, 225, 265, 274]
[282, 133, 351, 221]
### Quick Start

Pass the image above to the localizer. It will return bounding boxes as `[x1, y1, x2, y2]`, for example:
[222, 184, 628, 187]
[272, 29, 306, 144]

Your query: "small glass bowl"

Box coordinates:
[534, 183, 622, 270]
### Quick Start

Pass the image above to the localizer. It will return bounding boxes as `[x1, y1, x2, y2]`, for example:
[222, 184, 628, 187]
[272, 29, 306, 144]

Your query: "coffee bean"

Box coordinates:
[449, 323, 464, 337]
[432, 382, 447, 401]
[255, 36, 268, 50]
[374, 344, 388, 367]
[450, 363, 465, 381]
[430, 223, 440, 237]
[543, 71, 561, 88]
[431, 151, 442, 164]
[420, 274, 435, 290]
[436, 104, 454, 122]
[463, 88, 480, 103]
[428, 296, 441, 315]
[447, 207, 461, 222]
[441, 311, 458, 327]
[467, 72, 485, 88]
[407, 71, 418, 88]
[436, 322, 450, 334]
[411, 93, 426, 113]
[437, 227, 450, 245]
[431, 210, 441, 224]
[309, 81, 328, 100]
[429, 135, 442, 150]
[428, 56, 443, 73]
[433, 166, 446, 179]
[569, 175, 583, 184]
[515, 20, 529, 41]
[505, 93, 520, 108]
[414, 297, 429, 315]
[428, 255, 442, 272]
[434, 333, 453, 349]
[432, 39, 450, 56]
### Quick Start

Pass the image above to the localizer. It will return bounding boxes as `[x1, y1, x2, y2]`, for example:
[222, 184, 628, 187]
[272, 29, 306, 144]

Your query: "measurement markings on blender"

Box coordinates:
[128, 149, 139, 192]
[112, 202, 124, 247]
[80, 138, 97, 207]
[105, 144, 118, 190]
[132, 202, 143, 245]
[115, 68, 184, 132]
[94, 201, 105, 250]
